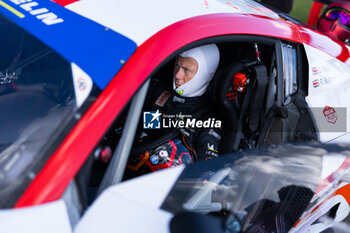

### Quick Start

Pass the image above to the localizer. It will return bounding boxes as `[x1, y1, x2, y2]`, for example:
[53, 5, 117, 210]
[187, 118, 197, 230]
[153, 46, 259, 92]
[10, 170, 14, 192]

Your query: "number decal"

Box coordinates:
[291, 183, 350, 232]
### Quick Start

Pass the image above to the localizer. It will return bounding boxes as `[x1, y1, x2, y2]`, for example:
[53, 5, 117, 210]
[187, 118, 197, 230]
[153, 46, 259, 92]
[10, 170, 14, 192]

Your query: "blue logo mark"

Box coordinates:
[143, 110, 161, 129]
[150, 155, 159, 164]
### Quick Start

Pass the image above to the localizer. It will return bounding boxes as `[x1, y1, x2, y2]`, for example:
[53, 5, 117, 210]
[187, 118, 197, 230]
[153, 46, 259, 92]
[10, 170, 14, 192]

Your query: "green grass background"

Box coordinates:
[289, 0, 314, 22]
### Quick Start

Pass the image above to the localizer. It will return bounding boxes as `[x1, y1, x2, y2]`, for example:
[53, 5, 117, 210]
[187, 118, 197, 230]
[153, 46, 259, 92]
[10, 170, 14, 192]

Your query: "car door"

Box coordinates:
[303, 43, 350, 143]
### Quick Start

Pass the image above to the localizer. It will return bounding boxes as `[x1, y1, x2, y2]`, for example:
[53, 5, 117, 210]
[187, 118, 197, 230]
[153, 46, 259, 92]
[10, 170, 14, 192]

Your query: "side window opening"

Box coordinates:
[70, 39, 279, 211]
[69, 37, 317, 220]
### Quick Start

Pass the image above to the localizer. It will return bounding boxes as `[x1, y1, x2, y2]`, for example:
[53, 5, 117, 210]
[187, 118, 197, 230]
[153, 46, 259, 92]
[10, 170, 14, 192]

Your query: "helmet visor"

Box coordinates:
[325, 7, 350, 28]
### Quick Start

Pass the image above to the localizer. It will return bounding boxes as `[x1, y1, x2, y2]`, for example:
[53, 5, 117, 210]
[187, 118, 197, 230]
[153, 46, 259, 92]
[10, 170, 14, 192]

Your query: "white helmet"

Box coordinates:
[173, 44, 220, 97]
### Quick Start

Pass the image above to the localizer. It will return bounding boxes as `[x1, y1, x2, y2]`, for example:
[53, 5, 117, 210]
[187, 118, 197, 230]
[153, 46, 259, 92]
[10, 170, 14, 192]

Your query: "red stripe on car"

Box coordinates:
[52, 0, 80, 7]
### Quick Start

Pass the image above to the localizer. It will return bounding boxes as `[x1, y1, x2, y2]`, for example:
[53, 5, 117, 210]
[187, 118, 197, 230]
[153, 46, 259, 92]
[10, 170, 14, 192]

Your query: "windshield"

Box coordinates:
[0, 15, 94, 207]
[161, 143, 350, 233]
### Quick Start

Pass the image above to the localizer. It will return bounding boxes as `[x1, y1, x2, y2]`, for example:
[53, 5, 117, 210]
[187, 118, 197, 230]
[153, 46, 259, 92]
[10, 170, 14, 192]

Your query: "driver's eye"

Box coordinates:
[174, 64, 181, 72]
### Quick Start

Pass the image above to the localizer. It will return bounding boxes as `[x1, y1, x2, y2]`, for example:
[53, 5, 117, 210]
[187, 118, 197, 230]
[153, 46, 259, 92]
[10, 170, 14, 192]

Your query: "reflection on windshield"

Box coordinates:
[0, 15, 76, 207]
[161, 144, 350, 233]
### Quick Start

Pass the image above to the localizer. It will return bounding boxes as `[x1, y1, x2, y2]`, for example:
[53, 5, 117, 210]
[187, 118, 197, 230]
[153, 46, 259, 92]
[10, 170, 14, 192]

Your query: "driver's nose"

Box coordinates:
[175, 68, 184, 80]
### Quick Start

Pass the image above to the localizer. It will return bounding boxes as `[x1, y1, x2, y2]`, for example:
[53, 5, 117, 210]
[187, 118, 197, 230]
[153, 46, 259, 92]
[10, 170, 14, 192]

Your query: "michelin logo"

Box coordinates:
[143, 110, 162, 129]
[9, 0, 64, 25]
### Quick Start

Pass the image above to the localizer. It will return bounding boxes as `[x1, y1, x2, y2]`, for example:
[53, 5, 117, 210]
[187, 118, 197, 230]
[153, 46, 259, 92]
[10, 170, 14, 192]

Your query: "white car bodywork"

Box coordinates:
[65, 0, 279, 45]
[304, 44, 350, 143]
[0, 166, 184, 233]
[0, 200, 72, 233]
[75, 166, 184, 233]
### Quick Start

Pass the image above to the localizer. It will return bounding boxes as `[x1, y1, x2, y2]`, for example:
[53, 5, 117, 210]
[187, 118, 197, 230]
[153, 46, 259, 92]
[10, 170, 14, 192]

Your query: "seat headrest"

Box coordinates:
[209, 62, 245, 108]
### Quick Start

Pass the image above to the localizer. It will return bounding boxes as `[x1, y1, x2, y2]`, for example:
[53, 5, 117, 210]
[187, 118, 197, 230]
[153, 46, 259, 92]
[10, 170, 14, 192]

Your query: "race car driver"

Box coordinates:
[317, 0, 350, 45]
[140, 44, 222, 162]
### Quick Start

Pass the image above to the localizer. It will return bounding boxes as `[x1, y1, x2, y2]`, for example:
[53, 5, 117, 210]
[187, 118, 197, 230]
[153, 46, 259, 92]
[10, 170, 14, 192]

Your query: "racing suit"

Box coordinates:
[141, 83, 222, 161]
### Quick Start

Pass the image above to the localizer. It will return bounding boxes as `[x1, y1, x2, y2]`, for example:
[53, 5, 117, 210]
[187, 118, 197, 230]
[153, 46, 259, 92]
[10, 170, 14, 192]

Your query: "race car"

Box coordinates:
[0, 0, 350, 230]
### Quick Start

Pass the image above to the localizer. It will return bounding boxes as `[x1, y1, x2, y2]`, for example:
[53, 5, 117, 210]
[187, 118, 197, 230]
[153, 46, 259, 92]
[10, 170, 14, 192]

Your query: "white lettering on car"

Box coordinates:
[291, 182, 350, 232]
[9, 0, 63, 25]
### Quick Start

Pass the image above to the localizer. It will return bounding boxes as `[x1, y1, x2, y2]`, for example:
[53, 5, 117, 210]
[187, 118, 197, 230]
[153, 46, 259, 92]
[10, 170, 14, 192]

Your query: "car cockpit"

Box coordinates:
[80, 37, 317, 209]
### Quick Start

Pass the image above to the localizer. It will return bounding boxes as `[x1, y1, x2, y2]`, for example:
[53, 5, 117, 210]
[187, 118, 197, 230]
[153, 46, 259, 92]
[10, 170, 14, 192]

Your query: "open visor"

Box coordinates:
[324, 7, 350, 29]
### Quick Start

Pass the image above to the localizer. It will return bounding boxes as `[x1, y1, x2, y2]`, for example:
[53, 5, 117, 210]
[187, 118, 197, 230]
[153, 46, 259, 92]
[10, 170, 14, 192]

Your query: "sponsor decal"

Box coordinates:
[310, 65, 334, 89]
[77, 77, 87, 91]
[206, 149, 219, 157]
[292, 183, 350, 232]
[8, 0, 64, 25]
[312, 77, 333, 89]
[143, 110, 162, 129]
[209, 129, 221, 140]
[323, 106, 338, 124]
[155, 91, 170, 107]
[226, 91, 239, 100]
[173, 95, 185, 103]
[71, 63, 93, 108]
[207, 143, 218, 152]
[321, 76, 332, 85]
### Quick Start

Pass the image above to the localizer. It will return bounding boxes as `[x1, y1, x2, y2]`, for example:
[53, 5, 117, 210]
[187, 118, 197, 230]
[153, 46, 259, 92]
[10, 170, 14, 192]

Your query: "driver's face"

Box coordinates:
[174, 56, 198, 88]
